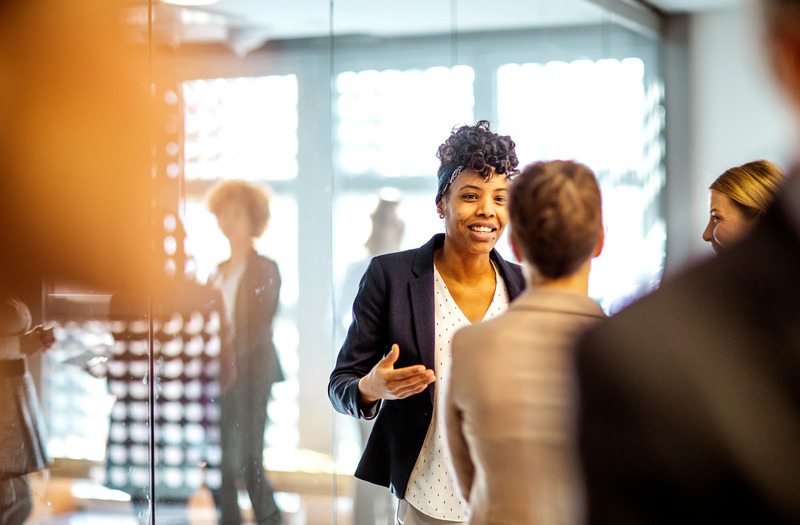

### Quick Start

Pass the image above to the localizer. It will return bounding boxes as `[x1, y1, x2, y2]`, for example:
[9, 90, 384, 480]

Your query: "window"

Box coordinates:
[498, 58, 666, 312]
[336, 66, 475, 178]
[182, 75, 299, 181]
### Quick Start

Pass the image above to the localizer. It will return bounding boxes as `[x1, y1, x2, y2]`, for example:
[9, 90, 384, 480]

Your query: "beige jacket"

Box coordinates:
[444, 288, 605, 525]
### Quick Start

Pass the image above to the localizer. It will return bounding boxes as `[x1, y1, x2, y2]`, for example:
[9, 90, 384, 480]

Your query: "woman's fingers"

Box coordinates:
[386, 368, 435, 399]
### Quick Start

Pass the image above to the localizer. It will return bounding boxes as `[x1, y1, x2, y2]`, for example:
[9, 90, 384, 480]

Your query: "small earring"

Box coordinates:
[438, 212, 444, 219]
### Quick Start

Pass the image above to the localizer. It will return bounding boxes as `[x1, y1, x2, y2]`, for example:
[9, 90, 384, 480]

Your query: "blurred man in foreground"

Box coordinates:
[576, 1, 800, 522]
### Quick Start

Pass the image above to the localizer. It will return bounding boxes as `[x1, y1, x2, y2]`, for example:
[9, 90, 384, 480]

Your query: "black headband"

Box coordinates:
[435, 162, 465, 204]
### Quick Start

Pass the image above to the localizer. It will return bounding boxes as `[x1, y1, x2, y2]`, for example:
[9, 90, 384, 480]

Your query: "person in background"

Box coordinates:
[576, 1, 800, 522]
[337, 189, 406, 344]
[443, 160, 606, 525]
[329, 120, 525, 525]
[0, 295, 55, 525]
[206, 180, 284, 525]
[336, 189, 405, 525]
[702, 159, 785, 253]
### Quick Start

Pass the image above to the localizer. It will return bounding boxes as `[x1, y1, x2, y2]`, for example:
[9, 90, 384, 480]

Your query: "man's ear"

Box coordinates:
[592, 227, 605, 259]
[510, 231, 523, 263]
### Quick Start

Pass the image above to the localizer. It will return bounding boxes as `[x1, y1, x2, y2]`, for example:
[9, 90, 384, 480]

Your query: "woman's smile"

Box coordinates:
[467, 222, 499, 241]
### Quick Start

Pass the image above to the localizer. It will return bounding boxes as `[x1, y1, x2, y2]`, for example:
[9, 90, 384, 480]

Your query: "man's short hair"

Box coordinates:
[509, 160, 602, 280]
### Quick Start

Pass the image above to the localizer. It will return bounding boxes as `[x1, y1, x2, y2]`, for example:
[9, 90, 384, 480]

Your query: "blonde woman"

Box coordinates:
[702, 160, 785, 253]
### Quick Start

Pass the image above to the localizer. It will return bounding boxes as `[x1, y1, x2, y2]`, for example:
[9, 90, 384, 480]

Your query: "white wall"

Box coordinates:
[683, 2, 796, 261]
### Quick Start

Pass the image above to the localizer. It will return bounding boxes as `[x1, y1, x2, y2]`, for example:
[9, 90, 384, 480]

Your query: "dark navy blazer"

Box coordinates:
[328, 233, 525, 497]
[220, 250, 284, 387]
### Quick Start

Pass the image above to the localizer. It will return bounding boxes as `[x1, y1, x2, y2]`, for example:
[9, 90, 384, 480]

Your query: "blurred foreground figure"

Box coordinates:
[0, 0, 154, 295]
[0, 0, 162, 521]
[576, 1, 800, 523]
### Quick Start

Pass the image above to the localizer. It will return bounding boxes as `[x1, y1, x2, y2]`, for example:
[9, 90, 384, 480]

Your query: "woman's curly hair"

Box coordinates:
[437, 120, 519, 180]
[206, 179, 272, 238]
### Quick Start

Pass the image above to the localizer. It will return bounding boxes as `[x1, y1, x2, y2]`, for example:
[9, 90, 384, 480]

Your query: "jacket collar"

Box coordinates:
[510, 288, 606, 319]
[411, 233, 520, 284]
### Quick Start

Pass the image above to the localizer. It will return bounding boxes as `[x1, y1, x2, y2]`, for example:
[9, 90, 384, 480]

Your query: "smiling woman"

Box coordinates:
[329, 121, 525, 525]
[435, 167, 511, 319]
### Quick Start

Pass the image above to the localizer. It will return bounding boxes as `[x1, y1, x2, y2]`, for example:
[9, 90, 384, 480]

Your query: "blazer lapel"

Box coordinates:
[492, 250, 525, 300]
[233, 250, 259, 335]
[410, 235, 441, 405]
[410, 276, 435, 366]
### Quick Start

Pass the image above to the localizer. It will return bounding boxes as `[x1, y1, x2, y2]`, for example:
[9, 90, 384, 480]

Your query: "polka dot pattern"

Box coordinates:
[404, 262, 509, 520]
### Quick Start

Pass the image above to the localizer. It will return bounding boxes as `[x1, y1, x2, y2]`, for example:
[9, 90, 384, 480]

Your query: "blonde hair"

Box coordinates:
[205, 180, 272, 238]
[709, 160, 785, 218]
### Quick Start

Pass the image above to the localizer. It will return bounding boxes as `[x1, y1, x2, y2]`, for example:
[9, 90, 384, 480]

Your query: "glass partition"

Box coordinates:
[8, 1, 665, 524]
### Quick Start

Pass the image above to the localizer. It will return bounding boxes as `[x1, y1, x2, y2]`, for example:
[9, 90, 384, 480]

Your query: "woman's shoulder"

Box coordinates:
[371, 234, 440, 266]
[372, 246, 418, 264]
[247, 252, 280, 278]
[249, 251, 277, 267]
[370, 240, 435, 276]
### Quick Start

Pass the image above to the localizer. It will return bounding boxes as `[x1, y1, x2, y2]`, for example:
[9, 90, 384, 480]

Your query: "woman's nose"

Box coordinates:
[702, 219, 714, 243]
[477, 197, 496, 216]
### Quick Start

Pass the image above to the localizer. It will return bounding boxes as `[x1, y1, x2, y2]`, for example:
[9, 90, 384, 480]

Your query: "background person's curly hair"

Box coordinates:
[206, 179, 272, 238]
[435, 120, 519, 202]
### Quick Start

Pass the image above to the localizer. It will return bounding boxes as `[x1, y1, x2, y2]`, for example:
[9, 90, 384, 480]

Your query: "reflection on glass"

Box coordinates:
[45, 320, 115, 462]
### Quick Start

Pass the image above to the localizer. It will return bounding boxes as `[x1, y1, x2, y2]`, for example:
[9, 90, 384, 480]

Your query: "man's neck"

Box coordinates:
[526, 260, 591, 295]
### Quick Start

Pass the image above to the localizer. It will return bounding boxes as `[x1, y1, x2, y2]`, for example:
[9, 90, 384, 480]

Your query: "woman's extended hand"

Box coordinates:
[357, 344, 435, 406]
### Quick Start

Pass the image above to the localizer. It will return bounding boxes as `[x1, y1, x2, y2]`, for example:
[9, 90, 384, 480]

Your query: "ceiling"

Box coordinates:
[136, 0, 744, 55]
